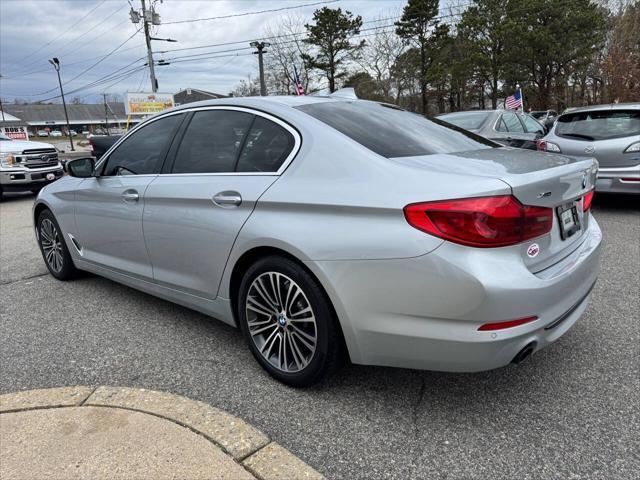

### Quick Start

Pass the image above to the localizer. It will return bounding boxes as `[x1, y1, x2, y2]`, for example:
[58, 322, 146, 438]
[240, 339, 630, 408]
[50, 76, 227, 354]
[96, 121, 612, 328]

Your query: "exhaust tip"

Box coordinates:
[512, 342, 536, 365]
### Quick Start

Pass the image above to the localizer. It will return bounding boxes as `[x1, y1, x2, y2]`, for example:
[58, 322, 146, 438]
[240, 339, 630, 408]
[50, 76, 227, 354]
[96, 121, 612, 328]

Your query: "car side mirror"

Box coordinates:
[65, 157, 95, 178]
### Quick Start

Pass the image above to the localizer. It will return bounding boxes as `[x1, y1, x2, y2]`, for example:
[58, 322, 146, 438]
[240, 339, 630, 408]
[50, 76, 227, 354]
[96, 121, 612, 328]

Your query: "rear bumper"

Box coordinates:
[309, 215, 602, 372]
[0, 167, 64, 191]
[596, 164, 640, 194]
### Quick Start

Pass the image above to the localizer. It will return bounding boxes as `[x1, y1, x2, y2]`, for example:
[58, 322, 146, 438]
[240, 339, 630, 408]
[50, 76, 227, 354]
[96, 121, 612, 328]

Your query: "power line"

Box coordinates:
[5, 2, 126, 78]
[103, 67, 147, 92]
[18, 29, 142, 98]
[155, 4, 474, 57]
[6, 0, 108, 69]
[164, 0, 339, 25]
[54, 7, 130, 59]
[1, 45, 144, 80]
[37, 65, 147, 103]
[2, 0, 587, 101]
[136, 66, 148, 92]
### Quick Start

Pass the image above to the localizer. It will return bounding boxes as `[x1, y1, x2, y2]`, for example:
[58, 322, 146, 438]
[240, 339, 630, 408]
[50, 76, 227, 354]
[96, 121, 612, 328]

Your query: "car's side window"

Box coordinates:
[102, 114, 183, 176]
[522, 114, 545, 134]
[171, 110, 254, 174]
[501, 112, 525, 133]
[236, 116, 295, 173]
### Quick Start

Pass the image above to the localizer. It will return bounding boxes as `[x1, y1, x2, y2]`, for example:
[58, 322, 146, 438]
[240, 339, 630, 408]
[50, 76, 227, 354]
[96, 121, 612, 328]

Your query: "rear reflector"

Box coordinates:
[620, 177, 640, 182]
[404, 195, 553, 248]
[583, 190, 594, 211]
[478, 316, 538, 331]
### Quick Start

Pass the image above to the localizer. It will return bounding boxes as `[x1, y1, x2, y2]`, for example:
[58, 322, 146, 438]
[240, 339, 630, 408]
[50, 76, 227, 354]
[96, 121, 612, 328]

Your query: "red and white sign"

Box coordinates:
[1, 126, 29, 140]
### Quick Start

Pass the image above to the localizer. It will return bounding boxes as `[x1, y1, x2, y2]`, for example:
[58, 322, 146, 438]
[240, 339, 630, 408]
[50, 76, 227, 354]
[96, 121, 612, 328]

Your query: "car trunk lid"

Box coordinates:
[393, 148, 598, 271]
[549, 136, 640, 168]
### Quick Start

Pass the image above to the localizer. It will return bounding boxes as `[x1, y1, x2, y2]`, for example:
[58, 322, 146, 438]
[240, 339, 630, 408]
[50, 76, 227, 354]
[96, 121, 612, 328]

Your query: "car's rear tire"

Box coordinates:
[238, 255, 343, 387]
[37, 209, 79, 281]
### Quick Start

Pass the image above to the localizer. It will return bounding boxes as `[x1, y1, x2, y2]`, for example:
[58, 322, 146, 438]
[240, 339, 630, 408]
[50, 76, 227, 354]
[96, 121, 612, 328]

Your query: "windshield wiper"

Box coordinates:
[560, 133, 596, 141]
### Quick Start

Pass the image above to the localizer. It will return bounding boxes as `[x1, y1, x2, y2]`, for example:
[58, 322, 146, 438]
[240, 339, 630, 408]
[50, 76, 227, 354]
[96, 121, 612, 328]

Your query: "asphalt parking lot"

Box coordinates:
[1, 192, 638, 480]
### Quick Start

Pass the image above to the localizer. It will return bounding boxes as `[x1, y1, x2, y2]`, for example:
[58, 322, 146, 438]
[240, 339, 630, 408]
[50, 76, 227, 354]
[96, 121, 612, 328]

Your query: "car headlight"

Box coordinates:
[624, 142, 640, 153]
[0, 152, 17, 167]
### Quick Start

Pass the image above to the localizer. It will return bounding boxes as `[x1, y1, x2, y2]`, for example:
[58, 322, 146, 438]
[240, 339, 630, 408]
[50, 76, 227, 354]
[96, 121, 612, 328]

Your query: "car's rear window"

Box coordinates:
[296, 101, 497, 158]
[556, 109, 640, 141]
[438, 111, 490, 130]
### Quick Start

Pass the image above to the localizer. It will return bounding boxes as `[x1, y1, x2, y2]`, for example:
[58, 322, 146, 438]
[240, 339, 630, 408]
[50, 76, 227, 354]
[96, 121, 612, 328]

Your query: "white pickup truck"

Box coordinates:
[0, 134, 64, 200]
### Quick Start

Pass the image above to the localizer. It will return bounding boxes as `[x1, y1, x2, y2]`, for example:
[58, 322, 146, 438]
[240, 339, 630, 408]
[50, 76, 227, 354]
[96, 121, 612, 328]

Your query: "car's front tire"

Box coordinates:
[238, 255, 344, 387]
[37, 209, 79, 280]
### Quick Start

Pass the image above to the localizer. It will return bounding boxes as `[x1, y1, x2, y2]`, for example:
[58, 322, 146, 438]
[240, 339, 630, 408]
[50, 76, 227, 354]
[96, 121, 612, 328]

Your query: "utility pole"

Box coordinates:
[0, 75, 5, 122]
[131, 1, 175, 93]
[48, 58, 74, 151]
[103, 93, 110, 135]
[250, 41, 270, 96]
[141, 0, 157, 92]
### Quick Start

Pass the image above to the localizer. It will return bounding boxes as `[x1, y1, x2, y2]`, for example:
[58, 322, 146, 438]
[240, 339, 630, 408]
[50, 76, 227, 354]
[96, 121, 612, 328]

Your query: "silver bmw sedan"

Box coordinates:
[33, 96, 602, 386]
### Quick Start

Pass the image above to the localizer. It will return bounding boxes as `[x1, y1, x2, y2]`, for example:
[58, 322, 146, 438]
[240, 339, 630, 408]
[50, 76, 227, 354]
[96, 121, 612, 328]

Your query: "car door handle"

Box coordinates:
[213, 191, 242, 208]
[122, 190, 139, 203]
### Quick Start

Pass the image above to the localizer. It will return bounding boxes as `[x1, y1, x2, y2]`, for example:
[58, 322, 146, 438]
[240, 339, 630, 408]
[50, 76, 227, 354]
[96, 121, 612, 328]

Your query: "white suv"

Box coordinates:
[0, 134, 64, 200]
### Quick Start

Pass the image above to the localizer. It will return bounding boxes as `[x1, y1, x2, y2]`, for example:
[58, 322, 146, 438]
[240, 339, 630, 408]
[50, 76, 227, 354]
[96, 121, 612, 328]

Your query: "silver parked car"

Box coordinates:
[539, 103, 640, 194]
[437, 109, 546, 150]
[33, 97, 602, 386]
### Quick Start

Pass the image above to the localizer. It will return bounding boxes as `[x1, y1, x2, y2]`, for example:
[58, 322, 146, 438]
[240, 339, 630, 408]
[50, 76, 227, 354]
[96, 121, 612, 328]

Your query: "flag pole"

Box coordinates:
[517, 83, 524, 112]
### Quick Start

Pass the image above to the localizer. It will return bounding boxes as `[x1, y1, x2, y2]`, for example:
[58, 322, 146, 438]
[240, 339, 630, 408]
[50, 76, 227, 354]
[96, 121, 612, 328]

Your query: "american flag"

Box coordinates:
[504, 89, 522, 110]
[292, 66, 305, 96]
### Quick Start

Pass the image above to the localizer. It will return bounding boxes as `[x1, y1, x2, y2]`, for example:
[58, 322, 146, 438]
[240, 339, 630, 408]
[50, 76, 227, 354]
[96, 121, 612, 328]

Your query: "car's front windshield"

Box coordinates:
[296, 101, 498, 158]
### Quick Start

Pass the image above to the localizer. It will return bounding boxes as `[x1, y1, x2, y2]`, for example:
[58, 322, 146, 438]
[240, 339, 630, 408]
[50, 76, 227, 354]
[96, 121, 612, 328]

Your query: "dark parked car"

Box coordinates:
[88, 135, 121, 159]
[530, 110, 558, 130]
[437, 110, 546, 150]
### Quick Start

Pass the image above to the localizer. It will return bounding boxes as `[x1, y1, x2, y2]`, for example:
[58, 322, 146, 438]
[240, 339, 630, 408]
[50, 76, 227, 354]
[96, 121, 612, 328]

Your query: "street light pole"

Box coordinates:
[250, 41, 270, 96]
[49, 58, 74, 152]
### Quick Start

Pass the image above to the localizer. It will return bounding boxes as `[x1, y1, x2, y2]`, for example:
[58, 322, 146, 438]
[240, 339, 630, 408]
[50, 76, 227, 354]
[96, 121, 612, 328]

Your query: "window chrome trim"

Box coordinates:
[97, 106, 302, 177]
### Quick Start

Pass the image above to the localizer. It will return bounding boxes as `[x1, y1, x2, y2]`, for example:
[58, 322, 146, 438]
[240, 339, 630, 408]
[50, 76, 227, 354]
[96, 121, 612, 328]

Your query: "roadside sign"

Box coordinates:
[125, 93, 175, 115]
[1, 125, 29, 140]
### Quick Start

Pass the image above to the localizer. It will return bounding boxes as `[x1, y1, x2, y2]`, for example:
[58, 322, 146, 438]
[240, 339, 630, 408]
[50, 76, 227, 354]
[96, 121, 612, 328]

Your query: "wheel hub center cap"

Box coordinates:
[277, 313, 287, 327]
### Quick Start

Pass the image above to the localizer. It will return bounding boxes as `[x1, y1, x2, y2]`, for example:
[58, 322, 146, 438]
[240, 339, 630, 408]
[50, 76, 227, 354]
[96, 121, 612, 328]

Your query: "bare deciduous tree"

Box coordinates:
[356, 16, 406, 102]
[263, 14, 316, 95]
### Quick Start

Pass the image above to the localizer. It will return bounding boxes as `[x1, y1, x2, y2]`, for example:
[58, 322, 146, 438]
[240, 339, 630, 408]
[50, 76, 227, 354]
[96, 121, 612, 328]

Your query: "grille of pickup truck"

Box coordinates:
[19, 148, 59, 168]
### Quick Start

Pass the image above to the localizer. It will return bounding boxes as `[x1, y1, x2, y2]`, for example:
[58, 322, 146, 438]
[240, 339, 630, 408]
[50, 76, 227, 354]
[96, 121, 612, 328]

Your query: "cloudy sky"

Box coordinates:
[0, 0, 422, 103]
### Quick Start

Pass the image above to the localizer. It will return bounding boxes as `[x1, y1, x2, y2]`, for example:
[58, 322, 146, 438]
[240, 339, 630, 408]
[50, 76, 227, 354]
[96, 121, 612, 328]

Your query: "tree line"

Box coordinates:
[233, 0, 639, 114]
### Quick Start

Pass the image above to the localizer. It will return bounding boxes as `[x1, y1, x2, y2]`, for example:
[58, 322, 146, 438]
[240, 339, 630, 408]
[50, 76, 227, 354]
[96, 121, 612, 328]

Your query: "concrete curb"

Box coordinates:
[0, 386, 324, 480]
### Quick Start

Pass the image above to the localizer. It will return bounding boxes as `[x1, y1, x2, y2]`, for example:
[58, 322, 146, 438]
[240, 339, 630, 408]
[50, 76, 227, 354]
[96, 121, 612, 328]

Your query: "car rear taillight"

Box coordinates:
[404, 195, 553, 248]
[536, 139, 561, 153]
[583, 190, 594, 212]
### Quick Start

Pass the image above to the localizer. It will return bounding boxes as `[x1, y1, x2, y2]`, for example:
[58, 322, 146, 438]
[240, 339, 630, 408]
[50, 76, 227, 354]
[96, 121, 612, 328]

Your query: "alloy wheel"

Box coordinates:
[245, 271, 317, 373]
[40, 218, 64, 273]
